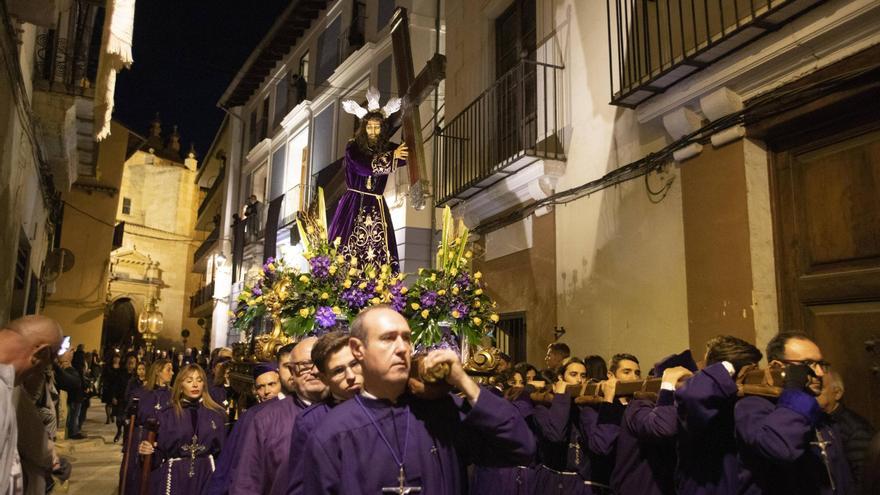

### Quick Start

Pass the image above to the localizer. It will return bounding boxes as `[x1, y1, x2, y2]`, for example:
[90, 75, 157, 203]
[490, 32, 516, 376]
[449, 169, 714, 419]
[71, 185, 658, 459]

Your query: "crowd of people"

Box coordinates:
[2, 309, 880, 494]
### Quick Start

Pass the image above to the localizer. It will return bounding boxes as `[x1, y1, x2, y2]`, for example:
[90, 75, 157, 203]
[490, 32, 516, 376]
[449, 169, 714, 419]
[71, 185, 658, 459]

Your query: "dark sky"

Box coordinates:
[115, 1, 289, 156]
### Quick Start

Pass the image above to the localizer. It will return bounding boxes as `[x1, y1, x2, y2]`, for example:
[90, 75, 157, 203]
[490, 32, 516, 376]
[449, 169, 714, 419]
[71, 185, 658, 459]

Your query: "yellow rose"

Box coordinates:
[411, 302, 420, 310]
[329, 265, 337, 275]
[298, 308, 310, 318]
[376, 282, 385, 291]
[430, 273, 436, 282]
[474, 300, 481, 308]
[371, 297, 380, 305]
[320, 292, 329, 300]
[358, 282, 367, 290]
[349, 268, 358, 276]
[472, 317, 482, 326]
[490, 314, 499, 323]
[381, 265, 389, 274]
[299, 275, 310, 283]
[450, 268, 458, 276]
[474, 271, 482, 279]
[400, 287, 408, 294]
[465, 251, 473, 259]
[267, 263, 276, 271]
[451, 310, 461, 319]
[343, 279, 352, 289]
[437, 289, 446, 296]
[332, 306, 341, 314]
[336, 255, 345, 264]
[452, 287, 459, 296]
[475, 288, 483, 296]
[421, 309, 430, 318]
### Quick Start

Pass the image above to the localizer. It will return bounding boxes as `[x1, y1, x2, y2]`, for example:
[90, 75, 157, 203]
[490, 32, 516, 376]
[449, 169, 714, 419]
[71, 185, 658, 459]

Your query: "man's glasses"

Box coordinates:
[290, 360, 316, 375]
[781, 359, 831, 372]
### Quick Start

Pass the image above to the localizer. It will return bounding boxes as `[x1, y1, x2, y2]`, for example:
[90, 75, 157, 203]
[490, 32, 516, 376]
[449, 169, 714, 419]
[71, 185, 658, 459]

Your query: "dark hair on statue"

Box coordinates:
[583, 355, 608, 382]
[353, 111, 389, 153]
[765, 332, 812, 363]
[706, 335, 763, 374]
[311, 332, 352, 374]
[547, 342, 571, 358]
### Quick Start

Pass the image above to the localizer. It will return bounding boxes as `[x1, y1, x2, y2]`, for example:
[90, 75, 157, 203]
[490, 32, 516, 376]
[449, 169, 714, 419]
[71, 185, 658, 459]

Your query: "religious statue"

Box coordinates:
[330, 87, 408, 273]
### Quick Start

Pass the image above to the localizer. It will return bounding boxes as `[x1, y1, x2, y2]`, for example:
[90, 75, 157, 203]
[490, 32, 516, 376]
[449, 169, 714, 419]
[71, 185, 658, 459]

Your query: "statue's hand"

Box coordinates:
[394, 143, 409, 160]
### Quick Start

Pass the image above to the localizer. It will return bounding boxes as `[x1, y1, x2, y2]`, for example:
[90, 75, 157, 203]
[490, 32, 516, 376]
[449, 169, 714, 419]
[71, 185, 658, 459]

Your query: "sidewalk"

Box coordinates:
[55, 398, 123, 495]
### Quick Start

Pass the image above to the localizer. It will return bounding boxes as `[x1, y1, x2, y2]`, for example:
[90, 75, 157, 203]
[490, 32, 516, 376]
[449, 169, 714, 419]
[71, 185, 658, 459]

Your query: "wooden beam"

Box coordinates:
[406, 53, 446, 108]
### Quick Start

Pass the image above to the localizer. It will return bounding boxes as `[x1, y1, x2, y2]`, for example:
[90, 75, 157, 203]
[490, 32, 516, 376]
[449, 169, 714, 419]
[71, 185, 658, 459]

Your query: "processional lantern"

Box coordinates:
[138, 298, 164, 350]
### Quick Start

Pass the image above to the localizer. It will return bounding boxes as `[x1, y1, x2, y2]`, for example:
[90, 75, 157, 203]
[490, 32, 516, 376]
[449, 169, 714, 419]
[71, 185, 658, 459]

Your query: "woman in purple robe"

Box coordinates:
[120, 358, 173, 495]
[330, 87, 407, 273]
[138, 364, 225, 495]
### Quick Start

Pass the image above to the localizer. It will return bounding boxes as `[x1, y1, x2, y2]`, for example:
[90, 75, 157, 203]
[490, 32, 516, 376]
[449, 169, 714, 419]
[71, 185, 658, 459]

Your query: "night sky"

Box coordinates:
[114, 1, 289, 156]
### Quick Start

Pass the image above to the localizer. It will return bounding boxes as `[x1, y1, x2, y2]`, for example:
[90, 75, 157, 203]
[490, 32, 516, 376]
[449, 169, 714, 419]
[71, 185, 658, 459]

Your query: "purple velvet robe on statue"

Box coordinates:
[202, 397, 277, 495]
[610, 391, 678, 495]
[147, 403, 226, 495]
[674, 362, 739, 495]
[735, 391, 853, 494]
[228, 395, 308, 495]
[295, 389, 534, 494]
[327, 141, 406, 273]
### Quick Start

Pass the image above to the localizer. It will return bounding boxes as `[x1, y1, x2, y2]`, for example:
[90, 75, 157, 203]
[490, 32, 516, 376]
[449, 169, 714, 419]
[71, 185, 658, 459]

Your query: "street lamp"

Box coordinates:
[138, 298, 164, 352]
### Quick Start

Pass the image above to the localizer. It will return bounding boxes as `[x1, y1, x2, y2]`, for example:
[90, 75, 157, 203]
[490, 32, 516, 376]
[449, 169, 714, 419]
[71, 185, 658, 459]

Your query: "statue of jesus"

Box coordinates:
[328, 87, 408, 273]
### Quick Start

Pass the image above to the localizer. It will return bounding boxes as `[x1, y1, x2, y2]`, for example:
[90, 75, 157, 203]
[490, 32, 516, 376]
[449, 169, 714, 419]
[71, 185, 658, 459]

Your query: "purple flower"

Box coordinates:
[309, 255, 331, 278]
[420, 291, 438, 308]
[315, 306, 337, 328]
[341, 287, 370, 309]
[251, 286, 262, 296]
[455, 273, 472, 290]
[450, 300, 469, 318]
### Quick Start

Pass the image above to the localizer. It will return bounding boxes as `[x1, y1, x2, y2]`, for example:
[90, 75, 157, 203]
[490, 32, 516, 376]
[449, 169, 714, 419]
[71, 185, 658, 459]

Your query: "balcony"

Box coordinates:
[196, 171, 224, 231]
[193, 225, 220, 268]
[278, 184, 304, 228]
[190, 281, 215, 317]
[607, 0, 826, 107]
[434, 60, 565, 206]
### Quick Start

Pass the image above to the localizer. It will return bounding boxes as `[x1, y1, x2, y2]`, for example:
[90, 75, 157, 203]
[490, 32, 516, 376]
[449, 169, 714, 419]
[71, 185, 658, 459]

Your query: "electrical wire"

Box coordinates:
[62, 200, 197, 243]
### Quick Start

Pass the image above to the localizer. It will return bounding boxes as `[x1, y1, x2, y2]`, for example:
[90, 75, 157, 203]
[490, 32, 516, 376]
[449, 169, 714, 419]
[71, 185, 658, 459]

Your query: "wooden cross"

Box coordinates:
[181, 434, 206, 478]
[390, 8, 446, 211]
[381, 466, 422, 494]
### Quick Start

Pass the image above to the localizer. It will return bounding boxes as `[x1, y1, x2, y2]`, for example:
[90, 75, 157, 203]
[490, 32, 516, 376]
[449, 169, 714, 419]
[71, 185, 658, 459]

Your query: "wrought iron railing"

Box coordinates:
[278, 184, 304, 228]
[193, 225, 220, 264]
[434, 59, 565, 205]
[189, 281, 215, 315]
[34, 0, 101, 95]
[607, 0, 826, 107]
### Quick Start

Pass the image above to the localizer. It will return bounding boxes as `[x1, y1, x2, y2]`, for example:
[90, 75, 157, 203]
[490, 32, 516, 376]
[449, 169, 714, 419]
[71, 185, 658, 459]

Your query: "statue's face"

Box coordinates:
[365, 118, 382, 145]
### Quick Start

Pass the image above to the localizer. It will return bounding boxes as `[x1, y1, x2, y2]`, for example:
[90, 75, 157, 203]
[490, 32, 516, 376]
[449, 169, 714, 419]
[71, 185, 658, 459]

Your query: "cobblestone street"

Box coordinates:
[55, 398, 123, 495]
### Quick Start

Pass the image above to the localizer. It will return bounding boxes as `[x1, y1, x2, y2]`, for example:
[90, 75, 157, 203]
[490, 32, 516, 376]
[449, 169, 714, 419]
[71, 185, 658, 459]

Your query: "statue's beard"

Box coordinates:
[367, 135, 379, 146]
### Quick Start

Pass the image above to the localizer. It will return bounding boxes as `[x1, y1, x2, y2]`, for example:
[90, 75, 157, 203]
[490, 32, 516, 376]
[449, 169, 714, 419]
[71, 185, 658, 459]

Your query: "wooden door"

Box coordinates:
[773, 126, 880, 427]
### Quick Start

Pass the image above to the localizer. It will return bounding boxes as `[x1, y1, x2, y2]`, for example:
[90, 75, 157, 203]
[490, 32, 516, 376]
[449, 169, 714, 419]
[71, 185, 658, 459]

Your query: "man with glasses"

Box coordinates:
[228, 337, 327, 495]
[276, 331, 363, 495]
[735, 332, 852, 494]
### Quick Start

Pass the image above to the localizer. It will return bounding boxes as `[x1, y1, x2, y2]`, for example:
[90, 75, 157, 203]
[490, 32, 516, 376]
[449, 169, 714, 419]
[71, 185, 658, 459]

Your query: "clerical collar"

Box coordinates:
[360, 388, 403, 405]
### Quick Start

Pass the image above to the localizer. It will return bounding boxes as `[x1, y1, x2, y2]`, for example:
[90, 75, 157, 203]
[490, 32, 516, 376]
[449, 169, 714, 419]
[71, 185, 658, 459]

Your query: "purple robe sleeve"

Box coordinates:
[532, 393, 572, 442]
[735, 392, 819, 462]
[675, 362, 737, 432]
[300, 435, 341, 495]
[345, 142, 406, 178]
[459, 389, 537, 466]
[624, 391, 678, 439]
[579, 403, 622, 456]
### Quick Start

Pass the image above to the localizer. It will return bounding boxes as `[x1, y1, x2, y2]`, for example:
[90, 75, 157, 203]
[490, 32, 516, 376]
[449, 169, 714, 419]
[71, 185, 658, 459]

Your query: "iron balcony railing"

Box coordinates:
[434, 59, 565, 206]
[607, 0, 826, 107]
[193, 225, 220, 265]
[189, 281, 215, 315]
[34, 0, 101, 96]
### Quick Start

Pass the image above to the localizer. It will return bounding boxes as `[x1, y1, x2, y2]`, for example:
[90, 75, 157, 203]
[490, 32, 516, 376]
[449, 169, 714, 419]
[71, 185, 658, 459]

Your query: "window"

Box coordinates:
[122, 197, 131, 215]
[269, 145, 287, 200]
[378, 0, 395, 31]
[495, 313, 527, 363]
[316, 16, 342, 86]
[248, 110, 258, 149]
[311, 104, 335, 173]
[299, 52, 310, 83]
[378, 56, 393, 102]
[275, 75, 289, 125]
[260, 97, 270, 141]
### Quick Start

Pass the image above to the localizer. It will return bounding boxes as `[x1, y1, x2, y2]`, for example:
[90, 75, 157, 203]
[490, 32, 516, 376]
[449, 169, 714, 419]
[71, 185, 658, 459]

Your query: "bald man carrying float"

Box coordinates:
[0, 315, 64, 495]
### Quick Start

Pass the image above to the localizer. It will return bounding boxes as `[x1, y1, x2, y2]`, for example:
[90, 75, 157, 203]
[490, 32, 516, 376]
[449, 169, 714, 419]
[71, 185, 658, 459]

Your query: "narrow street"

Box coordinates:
[55, 398, 123, 495]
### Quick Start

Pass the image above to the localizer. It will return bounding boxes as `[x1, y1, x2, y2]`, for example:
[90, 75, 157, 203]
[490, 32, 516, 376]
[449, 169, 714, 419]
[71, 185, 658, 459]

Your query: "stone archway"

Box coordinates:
[102, 298, 138, 350]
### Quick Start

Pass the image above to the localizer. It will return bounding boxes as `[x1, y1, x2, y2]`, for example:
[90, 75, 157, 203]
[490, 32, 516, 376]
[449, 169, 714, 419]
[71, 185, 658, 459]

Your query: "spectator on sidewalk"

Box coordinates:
[54, 351, 87, 440]
[0, 315, 64, 495]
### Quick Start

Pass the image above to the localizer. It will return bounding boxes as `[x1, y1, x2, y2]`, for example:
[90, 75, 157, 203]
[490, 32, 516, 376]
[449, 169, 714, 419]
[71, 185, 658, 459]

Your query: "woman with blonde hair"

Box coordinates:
[139, 364, 226, 494]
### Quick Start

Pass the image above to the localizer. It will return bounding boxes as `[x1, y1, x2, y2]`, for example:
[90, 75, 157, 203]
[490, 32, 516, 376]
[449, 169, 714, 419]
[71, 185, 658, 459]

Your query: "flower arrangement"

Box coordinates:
[231, 189, 406, 339]
[403, 207, 499, 352]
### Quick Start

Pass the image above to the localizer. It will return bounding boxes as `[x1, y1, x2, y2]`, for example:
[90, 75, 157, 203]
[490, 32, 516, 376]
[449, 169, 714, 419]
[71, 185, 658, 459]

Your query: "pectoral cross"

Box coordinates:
[381, 466, 422, 494]
[181, 434, 206, 478]
[569, 441, 582, 466]
[390, 8, 446, 210]
[810, 430, 836, 493]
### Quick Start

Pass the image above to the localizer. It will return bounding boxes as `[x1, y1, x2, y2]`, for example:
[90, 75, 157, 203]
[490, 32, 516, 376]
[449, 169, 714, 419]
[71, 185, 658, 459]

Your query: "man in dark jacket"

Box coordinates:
[54, 350, 87, 439]
[821, 370, 876, 491]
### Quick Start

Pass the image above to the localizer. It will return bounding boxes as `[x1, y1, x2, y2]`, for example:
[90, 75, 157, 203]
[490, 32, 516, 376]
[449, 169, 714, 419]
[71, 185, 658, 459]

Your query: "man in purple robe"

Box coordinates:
[294, 305, 535, 494]
[330, 87, 408, 273]
[228, 337, 327, 494]
[203, 344, 293, 495]
[279, 331, 363, 495]
[674, 335, 762, 495]
[735, 332, 853, 494]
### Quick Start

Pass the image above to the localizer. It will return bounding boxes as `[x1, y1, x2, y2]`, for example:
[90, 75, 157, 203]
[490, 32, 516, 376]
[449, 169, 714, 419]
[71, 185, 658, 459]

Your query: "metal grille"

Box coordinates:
[606, 0, 826, 107]
[495, 313, 527, 363]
